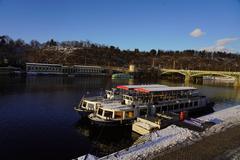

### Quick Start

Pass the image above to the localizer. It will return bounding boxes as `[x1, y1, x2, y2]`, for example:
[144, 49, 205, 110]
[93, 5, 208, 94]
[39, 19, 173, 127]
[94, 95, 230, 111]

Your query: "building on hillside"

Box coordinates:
[0, 66, 21, 75]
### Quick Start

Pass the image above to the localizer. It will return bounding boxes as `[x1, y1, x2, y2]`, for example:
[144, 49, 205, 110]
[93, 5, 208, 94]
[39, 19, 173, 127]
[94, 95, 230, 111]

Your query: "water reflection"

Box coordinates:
[203, 79, 235, 87]
[0, 76, 111, 97]
[1, 76, 240, 159]
[74, 120, 138, 156]
[111, 78, 135, 85]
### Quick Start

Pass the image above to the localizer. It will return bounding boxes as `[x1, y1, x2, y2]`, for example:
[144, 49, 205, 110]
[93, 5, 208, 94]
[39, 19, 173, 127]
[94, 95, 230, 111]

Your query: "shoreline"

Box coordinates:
[153, 124, 240, 160]
[77, 105, 240, 160]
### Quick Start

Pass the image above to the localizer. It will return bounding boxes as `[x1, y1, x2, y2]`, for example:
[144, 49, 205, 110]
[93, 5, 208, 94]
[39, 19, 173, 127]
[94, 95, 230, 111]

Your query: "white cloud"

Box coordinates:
[216, 38, 239, 46]
[190, 28, 205, 38]
[202, 37, 239, 53]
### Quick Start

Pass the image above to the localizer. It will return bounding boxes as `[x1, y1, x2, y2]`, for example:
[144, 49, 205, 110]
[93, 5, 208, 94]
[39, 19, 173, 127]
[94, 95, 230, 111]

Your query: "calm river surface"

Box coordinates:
[0, 76, 240, 160]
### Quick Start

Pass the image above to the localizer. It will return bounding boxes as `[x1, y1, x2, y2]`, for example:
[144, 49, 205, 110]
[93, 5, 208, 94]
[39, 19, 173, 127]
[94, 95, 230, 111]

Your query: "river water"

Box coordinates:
[0, 76, 240, 160]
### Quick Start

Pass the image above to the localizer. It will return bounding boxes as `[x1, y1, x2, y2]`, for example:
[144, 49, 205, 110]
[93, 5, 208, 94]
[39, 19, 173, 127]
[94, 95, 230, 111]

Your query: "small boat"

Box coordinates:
[88, 86, 214, 126]
[112, 73, 134, 79]
[74, 97, 102, 118]
[74, 89, 123, 118]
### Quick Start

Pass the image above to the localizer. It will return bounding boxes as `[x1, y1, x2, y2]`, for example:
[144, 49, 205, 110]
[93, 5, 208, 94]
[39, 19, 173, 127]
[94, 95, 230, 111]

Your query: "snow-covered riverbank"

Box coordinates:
[77, 105, 240, 160]
[199, 105, 240, 136]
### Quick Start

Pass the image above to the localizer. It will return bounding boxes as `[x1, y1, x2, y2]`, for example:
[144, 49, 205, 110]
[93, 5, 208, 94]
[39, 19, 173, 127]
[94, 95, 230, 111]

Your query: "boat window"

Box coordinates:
[185, 103, 189, 108]
[180, 103, 184, 109]
[168, 105, 173, 111]
[114, 111, 123, 119]
[125, 111, 134, 118]
[104, 111, 113, 118]
[82, 101, 87, 108]
[190, 102, 193, 107]
[194, 101, 198, 106]
[140, 109, 147, 116]
[174, 104, 179, 110]
[162, 106, 167, 111]
[98, 108, 103, 116]
[156, 106, 161, 113]
[87, 103, 95, 110]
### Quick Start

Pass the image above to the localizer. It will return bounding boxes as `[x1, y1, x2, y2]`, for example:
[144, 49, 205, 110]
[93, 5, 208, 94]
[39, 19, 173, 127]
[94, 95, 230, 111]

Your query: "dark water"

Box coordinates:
[0, 76, 240, 160]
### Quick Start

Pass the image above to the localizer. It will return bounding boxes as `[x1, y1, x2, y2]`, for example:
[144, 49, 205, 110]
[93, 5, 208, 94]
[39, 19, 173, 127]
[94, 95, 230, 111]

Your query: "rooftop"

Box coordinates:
[26, 62, 62, 66]
[26, 63, 103, 68]
[135, 86, 197, 93]
[117, 84, 167, 90]
[100, 102, 147, 110]
[73, 65, 102, 68]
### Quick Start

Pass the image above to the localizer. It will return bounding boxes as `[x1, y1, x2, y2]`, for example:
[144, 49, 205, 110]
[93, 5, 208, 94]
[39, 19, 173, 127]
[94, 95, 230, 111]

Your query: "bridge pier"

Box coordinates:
[184, 71, 191, 86]
[234, 76, 240, 87]
[184, 75, 190, 85]
[106, 69, 113, 76]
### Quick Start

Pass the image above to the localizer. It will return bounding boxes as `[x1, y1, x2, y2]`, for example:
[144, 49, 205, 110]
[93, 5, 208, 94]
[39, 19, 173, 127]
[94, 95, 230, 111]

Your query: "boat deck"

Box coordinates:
[100, 101, 149, 111]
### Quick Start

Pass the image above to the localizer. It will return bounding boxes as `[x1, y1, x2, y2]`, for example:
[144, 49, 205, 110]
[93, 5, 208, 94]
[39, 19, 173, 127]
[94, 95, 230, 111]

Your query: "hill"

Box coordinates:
[0, 35, 240, 71]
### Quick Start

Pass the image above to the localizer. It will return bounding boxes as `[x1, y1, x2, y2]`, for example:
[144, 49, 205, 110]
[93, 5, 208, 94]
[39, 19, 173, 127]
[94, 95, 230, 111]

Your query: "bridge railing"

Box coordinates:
[160, 68, 240, 75]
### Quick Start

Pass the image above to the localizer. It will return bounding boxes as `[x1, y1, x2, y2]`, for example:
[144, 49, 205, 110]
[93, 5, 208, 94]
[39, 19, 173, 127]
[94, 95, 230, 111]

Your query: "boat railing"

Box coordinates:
[152, 96, 205, 105]
[122, 93, 201, 104]
[82, 96, 105, 101]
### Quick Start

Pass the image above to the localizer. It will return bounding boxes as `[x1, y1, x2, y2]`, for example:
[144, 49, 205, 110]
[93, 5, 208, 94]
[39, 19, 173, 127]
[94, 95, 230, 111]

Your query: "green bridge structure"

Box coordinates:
[160, 69, 240, 86]
[105, 66, 240, 86]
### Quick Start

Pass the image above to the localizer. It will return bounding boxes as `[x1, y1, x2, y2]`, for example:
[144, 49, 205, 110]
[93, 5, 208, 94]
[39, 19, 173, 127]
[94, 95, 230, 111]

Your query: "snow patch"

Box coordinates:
[199, 105, 240, 136]
[77, 154, 98, 160]
[99, 125, 199, 160]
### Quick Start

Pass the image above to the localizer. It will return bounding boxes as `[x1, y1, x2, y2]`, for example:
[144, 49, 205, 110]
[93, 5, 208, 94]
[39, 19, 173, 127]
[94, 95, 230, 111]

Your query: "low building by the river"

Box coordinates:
[26, 63, 63, 75]
[26, 62, 106, 76]
[0, 66, 21, 75]
[62, 65, 106, 76]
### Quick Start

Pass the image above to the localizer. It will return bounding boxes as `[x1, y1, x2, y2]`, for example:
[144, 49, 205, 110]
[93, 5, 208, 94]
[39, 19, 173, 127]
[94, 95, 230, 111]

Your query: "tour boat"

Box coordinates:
[74, 84, 166, 117]
[88, 86, 214, 126]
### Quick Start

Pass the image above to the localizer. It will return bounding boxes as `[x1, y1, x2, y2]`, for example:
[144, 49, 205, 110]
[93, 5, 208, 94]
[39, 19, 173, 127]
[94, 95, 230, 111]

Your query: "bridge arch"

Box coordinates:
[160, 70, 191, 84]
[160, 70, 187, 77]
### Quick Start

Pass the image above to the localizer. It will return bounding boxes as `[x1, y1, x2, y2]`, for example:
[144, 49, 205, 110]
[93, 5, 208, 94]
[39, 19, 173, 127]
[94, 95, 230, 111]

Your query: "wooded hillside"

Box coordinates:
[1, 35, 240, 71]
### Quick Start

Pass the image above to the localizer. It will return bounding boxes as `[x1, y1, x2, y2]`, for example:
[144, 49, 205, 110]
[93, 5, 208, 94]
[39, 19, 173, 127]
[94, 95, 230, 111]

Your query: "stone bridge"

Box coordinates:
[160, 69, 240, 86]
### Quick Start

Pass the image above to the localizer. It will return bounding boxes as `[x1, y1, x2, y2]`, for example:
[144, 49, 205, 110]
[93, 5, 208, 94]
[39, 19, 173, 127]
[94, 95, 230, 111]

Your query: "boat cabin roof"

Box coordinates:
[116, 84, 167, 90]
[83, 99, 101, 104]
[134, 86, 197, 93]
[100, 101, 147, 111]
[26, 62, 62, 67]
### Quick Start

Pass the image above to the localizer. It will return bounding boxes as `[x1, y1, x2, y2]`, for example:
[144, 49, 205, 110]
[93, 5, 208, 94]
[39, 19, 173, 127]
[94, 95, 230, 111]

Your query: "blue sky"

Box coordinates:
[0, 0, 239, 52]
